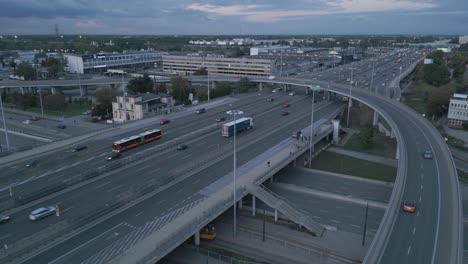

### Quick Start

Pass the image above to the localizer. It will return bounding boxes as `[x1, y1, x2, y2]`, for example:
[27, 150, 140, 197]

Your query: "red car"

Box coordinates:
[160, 119, 170, 125]
[402, 200, 416, 213]
[282, 103, 290, 108]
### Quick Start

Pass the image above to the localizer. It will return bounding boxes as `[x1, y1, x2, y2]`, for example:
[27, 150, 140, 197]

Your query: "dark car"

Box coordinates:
[195, 108, 206, 114]
[160, 119, 170, 125]
[31, 116, 40, 121]
[0, 215, 10, 224]
[215, 117, 226, 122]
[105, 152, 121, 161]
[266, 98, 274, 102]
[177, 145, 188, 151]
[26, 160, 38, 168]
[281, 111, 289, 116]
[423, 150, 433, 159]
[57, 124, 66, 129]
[72, 145, 87, 152]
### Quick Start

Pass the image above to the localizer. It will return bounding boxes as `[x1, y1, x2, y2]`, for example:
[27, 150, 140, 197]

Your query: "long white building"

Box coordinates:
[64, 51, 167, 74]
[162, 55, 274, 77]
[448, 93, 468, 127]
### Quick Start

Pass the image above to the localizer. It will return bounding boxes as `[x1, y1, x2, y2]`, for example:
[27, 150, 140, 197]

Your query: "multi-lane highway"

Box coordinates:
[0, 47, 461, 264]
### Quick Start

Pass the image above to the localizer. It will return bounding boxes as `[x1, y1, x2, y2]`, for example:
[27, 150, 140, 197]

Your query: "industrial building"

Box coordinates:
[448, 93, 468, 127]
[459, 36, 468, 45]
[64, 51, 167, 74]
[162, 55, 274, 77]
[112, 93, 174, 122]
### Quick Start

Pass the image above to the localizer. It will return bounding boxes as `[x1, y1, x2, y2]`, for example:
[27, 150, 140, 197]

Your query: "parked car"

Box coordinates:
[23, 120, 32, 125]
[0, 215, 10, 224]
[289, 92, 295, 96]
[105, 152, 121, 161]
[82, 111, 91, 115]
[160, 119, 170, 125]
[281, 103, 290, 108]
[281, 111, 289, 116]
[29, 206, 55, 221]
[57, 124, 66, 129]
[31, 116, 40, 121]
[72, 145, 87, 152]
[177, 145, 188, 151]
[215, 117, 226, 122]
[423, 150, 433, 159]
[266, 98, 274, 102]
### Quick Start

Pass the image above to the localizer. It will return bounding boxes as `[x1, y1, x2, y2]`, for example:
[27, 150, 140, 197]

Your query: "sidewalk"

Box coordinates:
[211, 212, 365, 264]
[327, 147, 398, 167]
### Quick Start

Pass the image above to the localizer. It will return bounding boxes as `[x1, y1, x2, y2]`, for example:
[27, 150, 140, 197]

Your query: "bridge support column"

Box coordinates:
[80, 86, 88, 97]
[373, 111, 379, 127]
[19, 87, 25, 95]
[305, 87, 309, 95]
[390, 129, 395, 138]
[270, 175, 274, 183]
[396, 145, 400, 160]
[194, 231, 200, 246]
[332, 119, 340, 143]
[258, 82, 263, 92]
[109, 84, 116, 90]
[252, 195, 256, 216]
[238, 197, 243, 209]
[327, 91, 331, 101]
[274, 209, 278, 222]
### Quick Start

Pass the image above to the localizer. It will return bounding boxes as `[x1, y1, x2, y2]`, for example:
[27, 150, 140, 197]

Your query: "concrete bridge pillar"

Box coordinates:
[327, 91, 331, 101]
[80, 86, 88, 97]
[109, 84, 116, 90]
[194, 231, 200, 246]
[252, 195, 256, 216]
[258, 82, 263, 92]
[270, 175, 274, 183]
[274, 209, 278, 222]
[19, 87, 25, 95]
[305, 87, 309, 95]
[238, 197, 243, 209]
[396, 145, 400, 160]
[332, 119, 340, 143]
[373, 111, 379, 127]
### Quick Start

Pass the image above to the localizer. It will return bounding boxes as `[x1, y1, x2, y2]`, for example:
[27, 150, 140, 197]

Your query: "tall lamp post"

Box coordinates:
[226, 108, 243, 236]
[0, 89, 10, 151]
[347, 68, 357, 127]
[308, 86, 321, 168]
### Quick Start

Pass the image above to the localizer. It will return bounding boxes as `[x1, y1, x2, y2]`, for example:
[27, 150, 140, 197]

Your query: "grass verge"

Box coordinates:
[310, 151, 397, 182]
[457, 170, 468, 184]
[341, 132, 396, 158]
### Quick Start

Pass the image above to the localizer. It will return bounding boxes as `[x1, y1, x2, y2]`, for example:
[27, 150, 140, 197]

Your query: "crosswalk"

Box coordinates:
[81, 197, 205, 264]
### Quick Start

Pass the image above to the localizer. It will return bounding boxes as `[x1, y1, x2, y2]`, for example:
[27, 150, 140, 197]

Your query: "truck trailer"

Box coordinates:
[222, 117, 254, 137]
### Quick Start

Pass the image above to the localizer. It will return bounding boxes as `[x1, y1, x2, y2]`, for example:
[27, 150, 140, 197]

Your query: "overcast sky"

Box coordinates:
[1, 0, 467, 35]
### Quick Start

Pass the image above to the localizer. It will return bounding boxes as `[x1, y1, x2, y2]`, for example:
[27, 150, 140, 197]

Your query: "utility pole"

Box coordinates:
[347, 68, 356, 127]
[0, 90, 10, 151]
[362, 203, 369, 246]
[370, 59, 376, 95]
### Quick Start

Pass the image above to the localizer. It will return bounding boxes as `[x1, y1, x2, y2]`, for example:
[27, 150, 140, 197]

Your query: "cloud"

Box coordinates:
[187, 0, 438, 23]
[406, 10, 468, 15]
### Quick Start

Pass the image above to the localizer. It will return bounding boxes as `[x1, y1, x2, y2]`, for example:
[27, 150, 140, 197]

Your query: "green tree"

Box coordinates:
[196, 90, 208, 101]
[463, 122, 468, 131]
[127, 73, 153, 94]
[43, 57, 64, 77]
[448, 53, 468, 79]
[91, 104, 108, 117]
[428, 50, 445, 65]
[359, 126, 374, 149]
[155, 82, 167, 94]
[95, 87, 118, 116]
[171, 76, 190, 104]
[9, 58, 16, 68]
[426, 86, 452, 117]
[193, 67, 208, 75]
[213, 81, 233, 97]
[423, 63, 450, 87]
[236, 77, 255, 93]
[14, 62, 36, 80]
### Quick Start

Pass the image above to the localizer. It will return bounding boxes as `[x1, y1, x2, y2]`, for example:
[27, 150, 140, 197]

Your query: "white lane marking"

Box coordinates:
[192, 179, 200, 185]
[107, 185, 123, 192]
[417, 211, 420, 217]
[407, 245, 412, 255]
[166, 153, 178, 159]
[350, 224, 361, 228]
[331, 220, 341, 224]
[181, 154, 192, 160]
[420, 164, 423, 169]
[61, 206, 74, 214]
[135, 165, 151, 172]
[419, 196, 422, 202]
[0, 234, 10, 240]
[48, 222, 124, 264]
[135, 211, 144, 217]
[0, 194, 11, 199]
[412, 227, 416, 235]
[48, 174, 65, 182]
[95, 181, 112, 189]
[149, 168, 160, 174]
[420, 185, 423, 190]
[207, 144, 216, 148]
[421, 173, 424, 179]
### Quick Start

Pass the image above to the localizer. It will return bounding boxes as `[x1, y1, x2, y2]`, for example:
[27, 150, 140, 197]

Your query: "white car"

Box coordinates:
[29, 206, 55, 221]
[289, 92, 295, 96]
[23, 120, 32, 125]
[272, 89, 277, 93]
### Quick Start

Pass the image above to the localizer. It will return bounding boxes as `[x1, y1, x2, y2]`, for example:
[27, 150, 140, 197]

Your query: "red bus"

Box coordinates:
[112, 129, 162, 153]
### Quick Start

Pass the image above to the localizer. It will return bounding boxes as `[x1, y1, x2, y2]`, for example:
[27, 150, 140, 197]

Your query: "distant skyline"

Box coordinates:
[1, 0, 467, 35]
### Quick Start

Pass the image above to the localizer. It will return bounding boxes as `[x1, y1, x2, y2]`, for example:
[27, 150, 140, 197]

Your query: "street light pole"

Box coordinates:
[207, 71, 210, 101]
[0, 92, 10, 151]
[36, 67, 45, 120]
[308, 90, 315, 168]
[370, 59, 376, 95]
[347, 68, 356, 128]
